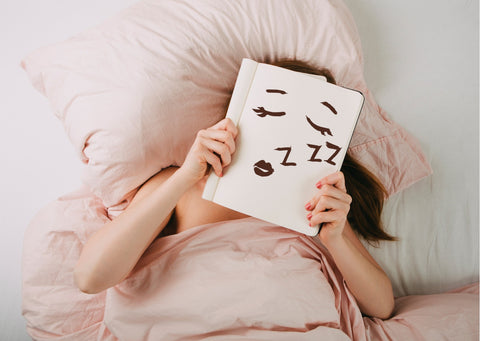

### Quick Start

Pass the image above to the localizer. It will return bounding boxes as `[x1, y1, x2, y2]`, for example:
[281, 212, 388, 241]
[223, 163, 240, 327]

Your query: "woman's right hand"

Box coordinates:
[179, 118, 238, 184]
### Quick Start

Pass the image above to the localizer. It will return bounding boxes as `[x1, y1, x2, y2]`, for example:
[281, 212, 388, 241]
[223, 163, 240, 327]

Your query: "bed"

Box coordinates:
[16, 0, 478, 340]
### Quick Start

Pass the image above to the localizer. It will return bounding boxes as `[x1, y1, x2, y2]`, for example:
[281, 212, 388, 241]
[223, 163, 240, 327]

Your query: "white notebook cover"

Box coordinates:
[203, 59, 364, 236]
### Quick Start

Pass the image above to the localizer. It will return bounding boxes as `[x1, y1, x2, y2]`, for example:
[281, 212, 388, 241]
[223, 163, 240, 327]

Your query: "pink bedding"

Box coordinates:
[22, 187, 479, 340]
[21, 0, 432, 210]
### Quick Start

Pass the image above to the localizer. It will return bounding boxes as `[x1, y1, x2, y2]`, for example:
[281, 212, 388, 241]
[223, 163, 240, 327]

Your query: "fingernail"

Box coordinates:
[316, 181, 322, 189]
[305, 203, 311, 210]
[307, 213, 312, 220]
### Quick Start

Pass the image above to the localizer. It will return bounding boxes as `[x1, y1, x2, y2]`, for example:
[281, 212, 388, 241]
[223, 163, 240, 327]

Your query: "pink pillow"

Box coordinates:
[21, 0, 431, 209]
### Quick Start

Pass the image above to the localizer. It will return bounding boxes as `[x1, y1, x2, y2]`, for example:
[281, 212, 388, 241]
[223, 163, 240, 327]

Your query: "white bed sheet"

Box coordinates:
[1, 0, 478, 340]
[344, 0, 479, 296]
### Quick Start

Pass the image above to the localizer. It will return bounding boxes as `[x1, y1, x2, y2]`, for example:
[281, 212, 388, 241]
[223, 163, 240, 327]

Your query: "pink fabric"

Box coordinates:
[364, 283, 479, 341]
[104, 218, 363, 340]
[22, 187, 115, 341]
[21, 0, 432, 210]
[23, 188, 478, 340]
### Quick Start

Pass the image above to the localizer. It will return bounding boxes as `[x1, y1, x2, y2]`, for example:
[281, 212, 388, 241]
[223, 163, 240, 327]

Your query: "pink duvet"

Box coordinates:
[22, 187, 479, 340]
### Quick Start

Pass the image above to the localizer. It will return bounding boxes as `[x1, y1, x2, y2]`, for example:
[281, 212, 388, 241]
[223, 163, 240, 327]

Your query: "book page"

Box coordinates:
[203, 59, 258, 199]
[206, 61, 363, 235]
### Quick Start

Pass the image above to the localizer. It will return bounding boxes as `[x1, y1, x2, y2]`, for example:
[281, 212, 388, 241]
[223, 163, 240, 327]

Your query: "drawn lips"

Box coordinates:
[253, 160, 274, 177]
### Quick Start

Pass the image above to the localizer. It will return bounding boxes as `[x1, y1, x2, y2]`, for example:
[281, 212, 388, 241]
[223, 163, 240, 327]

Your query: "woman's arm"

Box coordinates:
[74, 118, 238, 294]
[306, 171, 394, 319]
[74, 167, 193, 294]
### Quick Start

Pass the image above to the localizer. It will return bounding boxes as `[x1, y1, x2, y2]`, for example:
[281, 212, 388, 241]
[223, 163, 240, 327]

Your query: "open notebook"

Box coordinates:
[203, 58, 364, 236]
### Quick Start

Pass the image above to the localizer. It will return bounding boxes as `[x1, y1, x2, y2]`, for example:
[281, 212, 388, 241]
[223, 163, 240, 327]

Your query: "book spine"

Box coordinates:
[202, 58, 258, 201]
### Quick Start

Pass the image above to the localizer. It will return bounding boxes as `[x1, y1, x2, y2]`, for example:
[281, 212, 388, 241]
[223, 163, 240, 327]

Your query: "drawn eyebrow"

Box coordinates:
[252, 106, 286, 117]
[305, 115, 333, 136]
[266, 89, 287, 94]
[321, 101, 337, 115]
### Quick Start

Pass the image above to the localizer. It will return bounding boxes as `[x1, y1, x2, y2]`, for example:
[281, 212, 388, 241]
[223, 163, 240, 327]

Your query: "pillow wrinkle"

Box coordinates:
[22, 0, 432, 208]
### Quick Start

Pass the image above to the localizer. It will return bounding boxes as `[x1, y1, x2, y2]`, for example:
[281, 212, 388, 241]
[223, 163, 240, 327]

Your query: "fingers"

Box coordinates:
[199, 128, 236, 154]
[309, 209, 346, 227]
[316, 171, 347, 192]
[201, 138, 232, 167]
[211, 117, 238, 139]
[194, 118, 238, 177]
[203, 148, 223, 177]
[197, 127, 235, 162]
[307, 184, 352, 211]
[305, 171, 351, 228]
[306, 188, 350, 225]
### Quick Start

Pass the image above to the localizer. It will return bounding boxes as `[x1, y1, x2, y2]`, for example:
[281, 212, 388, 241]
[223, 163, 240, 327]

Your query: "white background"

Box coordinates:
[1, 1, 136, 339]
[1, 0, 478, 340]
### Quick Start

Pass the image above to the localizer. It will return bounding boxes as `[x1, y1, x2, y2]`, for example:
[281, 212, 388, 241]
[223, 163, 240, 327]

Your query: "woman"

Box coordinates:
[74, 60, 396, 320]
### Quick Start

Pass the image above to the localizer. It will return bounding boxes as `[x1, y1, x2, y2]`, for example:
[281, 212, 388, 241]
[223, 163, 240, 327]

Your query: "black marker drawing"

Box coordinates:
[325, 142, 341, 166]
[321, 101, 337, 115]
[253, 107, 286, 117]
[266, 89, 287, 95]
[253, 160, 275, 177]
[306, 144, 322, 162]
[305, 115, 333, 136]
[275, 147, 297, 166]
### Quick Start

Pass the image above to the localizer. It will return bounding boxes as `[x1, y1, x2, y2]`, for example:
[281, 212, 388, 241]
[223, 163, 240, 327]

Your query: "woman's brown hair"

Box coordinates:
[268, 59, 396, 243]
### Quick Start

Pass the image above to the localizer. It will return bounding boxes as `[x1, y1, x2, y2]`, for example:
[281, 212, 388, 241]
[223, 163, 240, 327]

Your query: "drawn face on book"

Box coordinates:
[249, 87, 342, 178]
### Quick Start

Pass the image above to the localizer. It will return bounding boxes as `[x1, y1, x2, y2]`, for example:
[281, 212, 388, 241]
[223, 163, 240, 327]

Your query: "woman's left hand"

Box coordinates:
[305, 171, 352, 245]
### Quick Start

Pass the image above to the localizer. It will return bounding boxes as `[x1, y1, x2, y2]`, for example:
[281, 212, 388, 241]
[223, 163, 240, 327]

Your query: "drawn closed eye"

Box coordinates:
[252, 106, 286, 117]
[305, 115, 333, 136]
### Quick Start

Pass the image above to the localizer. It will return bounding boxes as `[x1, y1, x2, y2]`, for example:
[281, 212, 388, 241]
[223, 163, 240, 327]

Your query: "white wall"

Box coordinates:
[0, 1, 136, 340]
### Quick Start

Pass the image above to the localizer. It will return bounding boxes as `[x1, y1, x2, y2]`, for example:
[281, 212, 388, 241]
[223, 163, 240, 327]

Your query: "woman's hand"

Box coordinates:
[179, 118, 238, 184]
[305, 171, 394, 319]
[305, 171, 352, 245]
